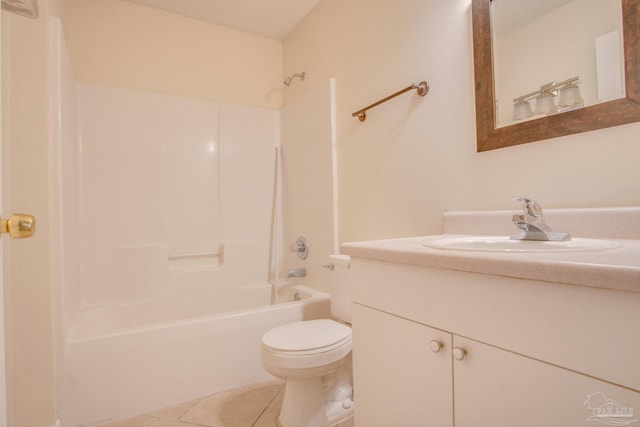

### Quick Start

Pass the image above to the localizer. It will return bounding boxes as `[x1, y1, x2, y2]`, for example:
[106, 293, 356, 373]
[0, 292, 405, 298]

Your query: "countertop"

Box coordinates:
[342, 234, 640, 293]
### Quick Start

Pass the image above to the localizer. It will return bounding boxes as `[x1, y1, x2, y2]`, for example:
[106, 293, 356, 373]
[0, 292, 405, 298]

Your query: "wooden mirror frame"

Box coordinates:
[472, 0, 640, 152]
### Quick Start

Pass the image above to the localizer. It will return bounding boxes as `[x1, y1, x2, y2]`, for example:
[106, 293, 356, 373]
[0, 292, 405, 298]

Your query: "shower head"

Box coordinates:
[283, 72, 306, 87]
[2, 0, 38, 18]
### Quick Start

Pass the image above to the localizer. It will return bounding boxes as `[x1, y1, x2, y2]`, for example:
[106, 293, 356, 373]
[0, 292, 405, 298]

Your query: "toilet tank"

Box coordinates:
[329, 254, 351, 323]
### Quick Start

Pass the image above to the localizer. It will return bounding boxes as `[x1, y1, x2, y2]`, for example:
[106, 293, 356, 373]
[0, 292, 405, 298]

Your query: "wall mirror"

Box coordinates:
[472, 0, 640, 152]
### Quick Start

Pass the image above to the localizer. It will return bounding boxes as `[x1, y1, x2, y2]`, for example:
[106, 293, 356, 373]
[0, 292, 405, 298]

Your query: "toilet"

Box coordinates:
[261, 254, 353, 427]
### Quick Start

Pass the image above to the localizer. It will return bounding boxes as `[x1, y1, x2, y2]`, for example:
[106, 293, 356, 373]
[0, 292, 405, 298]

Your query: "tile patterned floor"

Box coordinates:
[100, 380, 355, 427]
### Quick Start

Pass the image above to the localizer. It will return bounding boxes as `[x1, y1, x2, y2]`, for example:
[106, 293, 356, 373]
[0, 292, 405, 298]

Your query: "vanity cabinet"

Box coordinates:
[349, 259, 640, 427]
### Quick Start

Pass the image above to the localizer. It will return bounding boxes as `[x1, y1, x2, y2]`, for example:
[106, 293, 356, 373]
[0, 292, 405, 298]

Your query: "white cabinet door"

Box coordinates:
[453, 336, 640, 427]
[352, 304, 453, 427]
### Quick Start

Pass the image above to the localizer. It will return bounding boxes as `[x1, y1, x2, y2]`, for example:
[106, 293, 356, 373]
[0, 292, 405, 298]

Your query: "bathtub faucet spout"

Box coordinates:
[287, 268, 306, 278]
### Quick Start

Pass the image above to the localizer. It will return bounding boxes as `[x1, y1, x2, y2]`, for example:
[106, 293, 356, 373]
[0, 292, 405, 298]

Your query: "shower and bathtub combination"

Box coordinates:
[50, 20, 338, 425]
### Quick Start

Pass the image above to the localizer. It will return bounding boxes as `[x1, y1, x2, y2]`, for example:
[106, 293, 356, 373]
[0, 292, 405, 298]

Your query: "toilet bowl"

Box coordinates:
[261, 255, 353, 427]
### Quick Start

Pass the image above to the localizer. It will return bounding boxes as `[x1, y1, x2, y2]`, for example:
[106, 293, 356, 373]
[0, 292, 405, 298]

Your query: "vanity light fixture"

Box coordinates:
[512, 99, 534, 120]
[558, 81, 585, 109]
[534, 88, 558, 115]
[512, 76, 584, 120]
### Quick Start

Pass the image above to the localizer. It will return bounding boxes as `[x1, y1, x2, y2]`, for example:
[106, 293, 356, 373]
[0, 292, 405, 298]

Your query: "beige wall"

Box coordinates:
[283, 0, 640, 244]
[2, 1, 57, 425]
[281, 79, 336, 294]
[64, 0, 284, 109]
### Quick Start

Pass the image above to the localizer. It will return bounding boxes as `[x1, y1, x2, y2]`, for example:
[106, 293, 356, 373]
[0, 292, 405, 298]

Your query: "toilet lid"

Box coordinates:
[262, 319, 351, 352]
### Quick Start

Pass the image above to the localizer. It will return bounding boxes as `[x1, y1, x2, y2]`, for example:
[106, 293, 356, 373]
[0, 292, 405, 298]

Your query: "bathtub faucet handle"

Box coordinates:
[289, 236, 309, 260]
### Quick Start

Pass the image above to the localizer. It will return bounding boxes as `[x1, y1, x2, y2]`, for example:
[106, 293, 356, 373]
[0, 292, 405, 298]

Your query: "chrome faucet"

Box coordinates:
[510, 197, 571, 241]
[287, 268, 306, 278]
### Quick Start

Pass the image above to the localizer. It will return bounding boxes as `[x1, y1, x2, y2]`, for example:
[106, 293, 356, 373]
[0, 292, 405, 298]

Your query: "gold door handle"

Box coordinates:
[0, 213, 36, 239]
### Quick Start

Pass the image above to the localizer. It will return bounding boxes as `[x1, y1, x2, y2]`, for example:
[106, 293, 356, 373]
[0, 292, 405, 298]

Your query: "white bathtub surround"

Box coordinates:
[56, 81, 293, 425]
[75, 83, 278, 310]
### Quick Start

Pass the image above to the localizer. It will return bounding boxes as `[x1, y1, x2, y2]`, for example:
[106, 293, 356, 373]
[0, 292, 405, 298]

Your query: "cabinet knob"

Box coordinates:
[429, 339, 443, 353]
[452, 346, 467, 361]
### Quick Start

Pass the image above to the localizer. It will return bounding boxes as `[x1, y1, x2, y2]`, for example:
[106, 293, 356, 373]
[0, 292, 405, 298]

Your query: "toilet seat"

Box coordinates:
[262, 319, 352, 352]
[261, 319, 352, 370]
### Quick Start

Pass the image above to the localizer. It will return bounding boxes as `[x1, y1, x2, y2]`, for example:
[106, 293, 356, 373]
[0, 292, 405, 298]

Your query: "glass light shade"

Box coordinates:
[558, 83, 584, 108]
[513, 100, 534, 121]
[534, 91, 558, 115]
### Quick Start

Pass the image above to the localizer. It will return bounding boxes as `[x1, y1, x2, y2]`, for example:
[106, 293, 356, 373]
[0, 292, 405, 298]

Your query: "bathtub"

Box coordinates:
[59, 285, 331, 426]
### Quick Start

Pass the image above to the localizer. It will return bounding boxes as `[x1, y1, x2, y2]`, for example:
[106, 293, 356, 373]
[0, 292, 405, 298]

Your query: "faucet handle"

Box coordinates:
[289, 236, 309, 260]
[513, 196, 543, 220]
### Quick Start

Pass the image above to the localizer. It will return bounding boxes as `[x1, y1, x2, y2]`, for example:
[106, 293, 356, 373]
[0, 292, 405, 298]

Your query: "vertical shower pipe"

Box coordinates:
[270, 145, 284, 303]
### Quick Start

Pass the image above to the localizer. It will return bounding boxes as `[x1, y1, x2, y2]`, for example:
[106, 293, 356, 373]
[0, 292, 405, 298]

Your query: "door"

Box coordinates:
[0, 15, 37, 425]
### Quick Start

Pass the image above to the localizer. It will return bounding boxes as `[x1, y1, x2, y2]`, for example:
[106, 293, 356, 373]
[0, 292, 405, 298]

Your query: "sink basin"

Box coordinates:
[422, 236, 620, 253]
